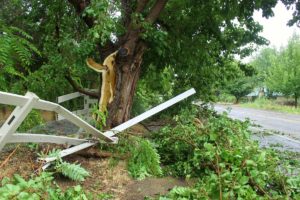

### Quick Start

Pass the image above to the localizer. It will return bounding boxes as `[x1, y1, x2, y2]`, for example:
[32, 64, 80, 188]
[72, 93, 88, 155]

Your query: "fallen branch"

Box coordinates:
[65, 74, 99, 98]
[0, 145, 20, 168]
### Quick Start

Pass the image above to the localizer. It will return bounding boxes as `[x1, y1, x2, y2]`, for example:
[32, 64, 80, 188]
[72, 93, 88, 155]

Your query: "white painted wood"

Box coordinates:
[0, 91, 115, 149]
[104, 88, 196, 137]
[54, 106, 114, 142]
[8, 134, 87, 145]
[0, 92, 39, 151]
[57, 92, 83, 103]
[0, 91, 29, 106]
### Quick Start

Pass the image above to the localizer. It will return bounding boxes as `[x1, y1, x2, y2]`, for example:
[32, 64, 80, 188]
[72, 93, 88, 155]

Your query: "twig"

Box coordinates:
[0, 145, 20, 168]
[215, 154, 223, 200]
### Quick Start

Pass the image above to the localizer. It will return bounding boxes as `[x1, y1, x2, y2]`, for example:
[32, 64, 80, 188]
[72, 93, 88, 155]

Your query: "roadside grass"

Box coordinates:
[240, 98, 300, 115]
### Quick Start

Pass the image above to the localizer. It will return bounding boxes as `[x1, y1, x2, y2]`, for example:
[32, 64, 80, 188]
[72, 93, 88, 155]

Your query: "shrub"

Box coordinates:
[154, 107, 300, 199]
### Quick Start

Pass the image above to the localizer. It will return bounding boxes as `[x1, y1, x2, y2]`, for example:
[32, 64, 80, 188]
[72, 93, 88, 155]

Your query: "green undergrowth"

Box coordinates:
[103, 135, 163, 180]
[0, 172, 91, 200]
[241, 98, 300, 115]
[151, 106, 300, 199]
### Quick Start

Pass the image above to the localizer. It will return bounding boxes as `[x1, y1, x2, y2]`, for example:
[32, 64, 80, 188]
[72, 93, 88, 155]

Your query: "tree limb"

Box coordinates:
[67, 0, 94, 28]
[136, 0, 150, 13]
[146, 0, 168, 24]
[121, 0, 133, 27]
[65, 74, 99, 98]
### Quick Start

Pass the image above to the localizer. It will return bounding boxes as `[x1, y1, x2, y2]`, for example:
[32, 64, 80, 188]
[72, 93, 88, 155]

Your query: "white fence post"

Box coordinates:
[0, 92, 39, 151]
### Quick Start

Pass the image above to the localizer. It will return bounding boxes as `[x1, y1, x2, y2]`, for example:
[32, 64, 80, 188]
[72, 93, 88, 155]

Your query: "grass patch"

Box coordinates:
[241, 98, 300, 115]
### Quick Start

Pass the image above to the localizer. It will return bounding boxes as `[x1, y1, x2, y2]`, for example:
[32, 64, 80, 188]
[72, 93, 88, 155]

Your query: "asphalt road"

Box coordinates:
[214, 104, 300, 140]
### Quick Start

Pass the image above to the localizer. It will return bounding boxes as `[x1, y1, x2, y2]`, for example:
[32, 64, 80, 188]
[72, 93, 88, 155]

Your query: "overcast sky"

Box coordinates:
[244, 1, 300, 62]
[253, 1, 300, 49]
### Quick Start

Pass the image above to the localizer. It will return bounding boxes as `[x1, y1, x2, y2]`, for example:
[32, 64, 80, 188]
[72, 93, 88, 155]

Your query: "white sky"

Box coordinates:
[244, 1, 300, 62]
[254, 1, 299, 48]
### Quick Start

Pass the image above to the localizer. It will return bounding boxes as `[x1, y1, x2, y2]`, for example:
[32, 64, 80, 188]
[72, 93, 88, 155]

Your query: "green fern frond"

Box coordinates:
[56, 161, 90, 182]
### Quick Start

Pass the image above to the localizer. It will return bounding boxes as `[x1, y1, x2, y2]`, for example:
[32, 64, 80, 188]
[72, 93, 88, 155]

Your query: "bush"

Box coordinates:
[153, 107, 300, 199]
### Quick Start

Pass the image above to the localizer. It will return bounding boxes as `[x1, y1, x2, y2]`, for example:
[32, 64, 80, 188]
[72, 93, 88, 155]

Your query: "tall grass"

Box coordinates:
[241, 98, 300, 114]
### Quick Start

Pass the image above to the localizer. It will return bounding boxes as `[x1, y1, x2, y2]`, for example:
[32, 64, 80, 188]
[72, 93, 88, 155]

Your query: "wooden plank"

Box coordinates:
[0, 91, 29, 107]
[57, 92, 83, 103]
[8, 134, 87, 145]
[104, 88, 196, 137]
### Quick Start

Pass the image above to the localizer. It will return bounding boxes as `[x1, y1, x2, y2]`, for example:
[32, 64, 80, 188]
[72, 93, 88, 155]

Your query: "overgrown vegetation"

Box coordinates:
[104, 135, 163, 180]
[0, 172, 91, 199]
[127, 138, 162, 180]
[151, 106, 300, 199]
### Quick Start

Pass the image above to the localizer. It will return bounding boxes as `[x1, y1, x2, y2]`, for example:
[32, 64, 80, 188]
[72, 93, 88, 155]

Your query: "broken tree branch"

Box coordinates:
[65, 74, 99, 98]
[0, 145, 20, 168]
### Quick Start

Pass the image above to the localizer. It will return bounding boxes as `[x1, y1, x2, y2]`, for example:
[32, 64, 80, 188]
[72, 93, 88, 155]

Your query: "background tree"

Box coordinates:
[222, 61, 257, 103]
[267, 34, 300, 107]
[251, 47, 277, 96]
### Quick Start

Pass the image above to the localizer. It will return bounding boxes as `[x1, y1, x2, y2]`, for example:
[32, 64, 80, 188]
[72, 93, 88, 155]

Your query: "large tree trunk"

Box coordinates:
[106, 40, 146, 128]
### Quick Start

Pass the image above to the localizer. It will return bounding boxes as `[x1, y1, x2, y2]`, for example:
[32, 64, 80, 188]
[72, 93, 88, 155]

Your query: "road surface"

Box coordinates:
[214, 104, 300, 138]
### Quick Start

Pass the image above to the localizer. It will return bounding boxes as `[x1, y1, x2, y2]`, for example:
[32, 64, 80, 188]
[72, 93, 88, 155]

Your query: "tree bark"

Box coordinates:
[295, 94, 298, 108]
[106, 41, 147, 128]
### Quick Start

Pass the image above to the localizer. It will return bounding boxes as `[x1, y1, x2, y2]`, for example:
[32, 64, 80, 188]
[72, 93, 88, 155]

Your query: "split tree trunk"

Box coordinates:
[106, 40, 146, 128]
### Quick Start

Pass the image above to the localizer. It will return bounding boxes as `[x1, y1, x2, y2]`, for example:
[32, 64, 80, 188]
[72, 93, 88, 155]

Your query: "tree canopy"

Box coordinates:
[266, 34, 300, 107]
[1, 0, 300, 125]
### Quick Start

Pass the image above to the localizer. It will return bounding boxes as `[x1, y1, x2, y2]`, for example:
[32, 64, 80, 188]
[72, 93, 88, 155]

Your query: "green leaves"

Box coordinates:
[127, 138, 162, 180]
[154, 106, 300, 199]
[0, 172, 91, 200]
[55, 161, 90, 182]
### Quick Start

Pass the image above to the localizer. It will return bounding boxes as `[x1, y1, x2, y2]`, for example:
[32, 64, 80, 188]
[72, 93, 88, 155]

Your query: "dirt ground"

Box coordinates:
[0, 144, 188, 200]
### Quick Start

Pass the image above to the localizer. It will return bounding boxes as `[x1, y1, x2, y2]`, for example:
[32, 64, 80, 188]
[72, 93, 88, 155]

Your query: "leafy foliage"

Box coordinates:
[0, 21, 40, 92]
[127, 138, 162, 180]
[106, 136, 162, 180]
[153, 106, 300, 199]
[42, 149, 90, 182]
[0, 172, 91, 200]
[220, 61, 257, 103]
[17, 109, 44, 132]
[55, 161, 90, 182]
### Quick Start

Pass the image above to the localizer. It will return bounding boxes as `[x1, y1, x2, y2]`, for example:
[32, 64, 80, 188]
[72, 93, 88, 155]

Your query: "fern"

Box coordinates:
[55, 161, 90, 182]
[0, 21, 40, 77]
[127, 139, 162, 180]
[39, 149, 90, 182]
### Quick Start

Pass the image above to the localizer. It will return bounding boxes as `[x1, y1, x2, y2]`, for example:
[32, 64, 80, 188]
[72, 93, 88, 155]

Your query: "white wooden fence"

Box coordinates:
[0, 88, 196, 168]
[56, 90, 98, 120]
